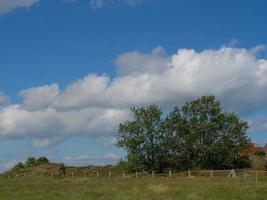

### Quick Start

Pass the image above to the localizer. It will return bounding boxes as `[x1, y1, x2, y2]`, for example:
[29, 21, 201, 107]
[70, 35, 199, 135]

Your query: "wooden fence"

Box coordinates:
[3, 169, 267, 182]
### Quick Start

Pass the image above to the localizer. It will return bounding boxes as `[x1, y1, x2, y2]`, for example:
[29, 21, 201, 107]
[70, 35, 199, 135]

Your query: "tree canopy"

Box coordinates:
[117, 96, 251, 172]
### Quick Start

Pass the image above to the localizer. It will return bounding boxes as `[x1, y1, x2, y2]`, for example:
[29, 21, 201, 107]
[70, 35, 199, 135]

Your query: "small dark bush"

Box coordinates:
[58, 163, 66, 177]
[11, 162, 25, 172]
[37, 157, 49, 165]
[255, 151, 266, 158]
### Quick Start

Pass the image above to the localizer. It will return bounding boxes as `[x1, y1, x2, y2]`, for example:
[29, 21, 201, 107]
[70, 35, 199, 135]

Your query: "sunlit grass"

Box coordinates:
[0, 176, 266, 200]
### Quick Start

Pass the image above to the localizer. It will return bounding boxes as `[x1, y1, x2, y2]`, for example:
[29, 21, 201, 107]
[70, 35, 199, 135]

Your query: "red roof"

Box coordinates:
[249, 143, 260, 154]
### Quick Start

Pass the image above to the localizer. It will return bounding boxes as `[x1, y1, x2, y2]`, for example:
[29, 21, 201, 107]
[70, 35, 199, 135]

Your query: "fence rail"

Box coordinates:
[2, 169, 267, 182]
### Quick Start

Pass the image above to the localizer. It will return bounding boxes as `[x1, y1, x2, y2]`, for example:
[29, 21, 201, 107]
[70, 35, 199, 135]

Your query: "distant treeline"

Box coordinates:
[117, 96, 251, 172]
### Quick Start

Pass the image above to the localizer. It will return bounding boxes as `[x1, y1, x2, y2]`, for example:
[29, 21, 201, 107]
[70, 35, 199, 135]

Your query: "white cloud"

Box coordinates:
[0, 91, 9, 107]
[52, 75, 110, 110]
[89, 0, 147, 9]
[20, 84, 60, 111]
[0, 45, 267, 145]
[116, 46, 170, 75]
[0, 105, 129, 140]
[0, 0, 39, 15]
[114, 46, 267, 113]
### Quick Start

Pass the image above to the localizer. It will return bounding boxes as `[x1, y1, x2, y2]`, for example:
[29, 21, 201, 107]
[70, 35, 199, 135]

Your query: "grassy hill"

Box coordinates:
[2, 163, 124, 179]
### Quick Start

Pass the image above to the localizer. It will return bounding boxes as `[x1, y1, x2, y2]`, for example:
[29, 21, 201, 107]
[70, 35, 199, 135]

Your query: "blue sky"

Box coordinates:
[0, 0, 267, 171]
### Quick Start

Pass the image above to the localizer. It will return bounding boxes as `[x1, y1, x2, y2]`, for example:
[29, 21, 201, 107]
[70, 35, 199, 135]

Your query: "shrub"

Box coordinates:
[255, 151, 266, 158]
[233, 156, 251, 169]
[11, 162, 25, 172]
[58, 163, 66, 177]
[37, 157, 49, 165]
[25, 157, 37, 168]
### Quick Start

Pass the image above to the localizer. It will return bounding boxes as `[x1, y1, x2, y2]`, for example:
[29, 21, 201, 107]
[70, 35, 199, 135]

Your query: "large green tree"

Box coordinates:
[117, 105, 164, 172]
[117, 96, 251, 172]
[163, 96, 250, 170]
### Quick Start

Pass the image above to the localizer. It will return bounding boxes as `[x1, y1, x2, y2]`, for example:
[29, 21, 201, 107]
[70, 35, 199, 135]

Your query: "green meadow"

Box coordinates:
[0, 176, 266, 200]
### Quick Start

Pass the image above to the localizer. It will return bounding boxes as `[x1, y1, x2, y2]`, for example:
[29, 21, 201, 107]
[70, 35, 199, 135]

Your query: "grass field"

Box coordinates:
[0, 176, 266, 200]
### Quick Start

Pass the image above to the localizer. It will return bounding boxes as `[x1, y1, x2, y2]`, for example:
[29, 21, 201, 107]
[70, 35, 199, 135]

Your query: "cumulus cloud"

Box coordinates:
[0, 91, 9, 107]
[115, 46, 267, 113]
[89, 0, 148, 9]
[116, 46, 170, 75]
[0, 0, 39, 15]
[0, 45, 267, 145]
[20, 84, 60, 111]
[0, 105, 129, 140]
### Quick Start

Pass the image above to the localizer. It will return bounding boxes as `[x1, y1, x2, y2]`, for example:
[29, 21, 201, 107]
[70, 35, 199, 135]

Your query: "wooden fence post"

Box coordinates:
[72, 172, 74, 179]
[152, 171, 155, 179]
[135, 171, 138, 178]
[188, 169, 191, 178]
[227, 169, 237, 178]
[8, 175, 10, 180]
[210, 170, 213, 178]
[169, 170, 172, 178]
[97, 171, 99, 178]
[123, 170, 125, 179]
[109, 171, 112, 179]
[84, 171, 86, 179]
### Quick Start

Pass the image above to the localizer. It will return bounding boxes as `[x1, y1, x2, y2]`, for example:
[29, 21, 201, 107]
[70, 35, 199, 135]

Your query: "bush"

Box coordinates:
[37, 157, 49, 165]
[11, 162, 25, 172]
[25, 157, 37, 168]
[233, 156, 251, 169]
[58, 163, 66, 177]
[255, 151, 266, 158]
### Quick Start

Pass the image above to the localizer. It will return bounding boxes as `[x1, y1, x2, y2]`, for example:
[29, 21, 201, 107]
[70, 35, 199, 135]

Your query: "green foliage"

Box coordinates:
[233, 156, 251, 169]
[58, 163, 66, 176]
[255, 151, 266, 158]
[117, 96, 251, 172]
[36, 157, 49, 165]
[117, 104, 163, 172]
[11, 162, 25, 172]
[25, 157, 37, 168]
